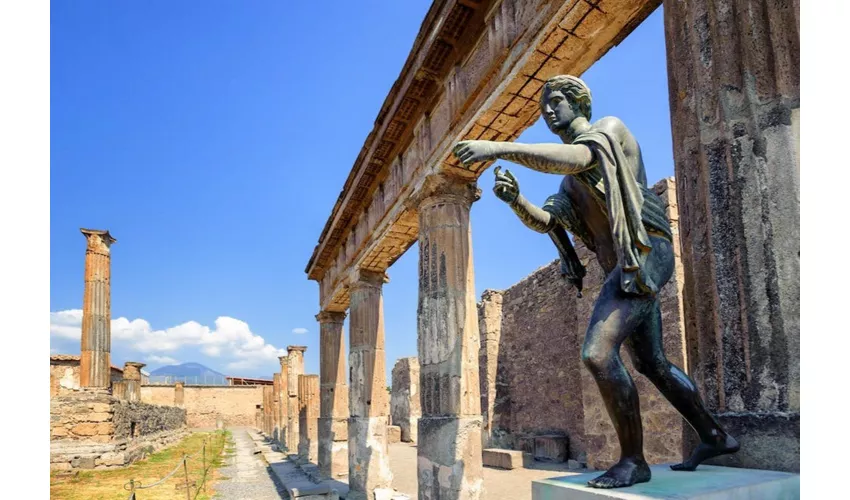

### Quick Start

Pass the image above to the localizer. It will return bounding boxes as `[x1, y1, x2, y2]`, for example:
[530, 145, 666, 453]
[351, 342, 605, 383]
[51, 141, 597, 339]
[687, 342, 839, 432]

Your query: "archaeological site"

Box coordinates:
[48, 0, 800, 499]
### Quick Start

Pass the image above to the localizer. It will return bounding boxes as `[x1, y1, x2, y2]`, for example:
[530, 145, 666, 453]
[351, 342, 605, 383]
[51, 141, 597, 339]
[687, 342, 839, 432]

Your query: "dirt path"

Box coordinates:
[214, 427, 287, 500]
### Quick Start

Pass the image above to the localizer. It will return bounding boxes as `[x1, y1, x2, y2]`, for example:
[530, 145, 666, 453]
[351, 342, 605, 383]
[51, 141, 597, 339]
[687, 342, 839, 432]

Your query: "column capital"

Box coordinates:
[406, 172, 481, 210]
[348, 268, 389, 290]
[288, 345, 308, 354]
[81, 228, 116, 252]
[315, 310, 347, 324]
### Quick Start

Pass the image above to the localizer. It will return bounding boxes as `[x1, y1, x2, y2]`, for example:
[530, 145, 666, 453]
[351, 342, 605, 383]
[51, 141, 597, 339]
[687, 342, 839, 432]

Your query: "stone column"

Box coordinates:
[278, 355, 290, 450]
[664, 0, 799, 472]
[263, 384, 274, 436]
[79, 229, 116, 388]
[412, 173, 483, 500]
[298, 374, 320, 464]
[477, 290, 503, 448]
[122, 362, 145, 402]
[273, 373, 283, 443]
[317, 310, 349, 478]
[347, 269, 393, 500]
[287, 346, 307, 452]
[174, 381, 185, 408]
[391, 357, 421, 443]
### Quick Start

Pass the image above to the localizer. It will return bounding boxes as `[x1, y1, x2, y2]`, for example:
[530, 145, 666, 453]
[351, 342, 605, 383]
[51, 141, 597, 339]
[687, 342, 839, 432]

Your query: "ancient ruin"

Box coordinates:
[303, 0, 798, 497]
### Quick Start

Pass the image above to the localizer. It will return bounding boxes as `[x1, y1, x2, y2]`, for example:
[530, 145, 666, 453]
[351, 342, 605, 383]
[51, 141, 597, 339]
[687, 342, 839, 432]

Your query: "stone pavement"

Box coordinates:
[214, 427, 287, 500]
[247, 428, 584, 500]
[388, 442, 581, 500]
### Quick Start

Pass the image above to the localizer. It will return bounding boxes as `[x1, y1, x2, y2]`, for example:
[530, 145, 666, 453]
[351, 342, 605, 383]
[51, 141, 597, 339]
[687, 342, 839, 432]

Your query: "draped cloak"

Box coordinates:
[543, 126, 672, 296]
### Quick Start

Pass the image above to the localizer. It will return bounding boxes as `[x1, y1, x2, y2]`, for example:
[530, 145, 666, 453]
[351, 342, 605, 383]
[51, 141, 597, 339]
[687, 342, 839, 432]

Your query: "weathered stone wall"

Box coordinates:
[51, 362, 82, 397]
[479, 178, 689, 469]
[140, 385, 263, 428]
[390, 357, 420, 443]
[112, 401, 186, 439]
[50, 389, 188, 471]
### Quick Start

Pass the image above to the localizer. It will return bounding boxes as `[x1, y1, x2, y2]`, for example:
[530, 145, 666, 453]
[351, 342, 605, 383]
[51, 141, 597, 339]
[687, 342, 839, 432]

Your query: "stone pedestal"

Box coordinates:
[118, 362, 145, 402]
[79, 229, 116, 388]
[298, 374, 319, 464]
[412, 173, 484, 500]
[174, 382, 184, 408]
[663, 0, 800, 472]
[347, 269, 393, 500]
[317, 310, 349, 478]
[531, 465, 800, 500]
[390, 357, 420, 443]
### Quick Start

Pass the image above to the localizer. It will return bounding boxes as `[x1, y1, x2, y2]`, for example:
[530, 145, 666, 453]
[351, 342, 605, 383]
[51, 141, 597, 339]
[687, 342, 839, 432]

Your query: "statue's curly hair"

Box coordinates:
[541, 75, 592, 120]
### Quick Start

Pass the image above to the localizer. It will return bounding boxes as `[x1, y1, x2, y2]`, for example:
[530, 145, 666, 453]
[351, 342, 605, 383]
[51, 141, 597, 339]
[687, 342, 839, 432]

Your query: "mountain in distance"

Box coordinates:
[149, 362, 227, 385]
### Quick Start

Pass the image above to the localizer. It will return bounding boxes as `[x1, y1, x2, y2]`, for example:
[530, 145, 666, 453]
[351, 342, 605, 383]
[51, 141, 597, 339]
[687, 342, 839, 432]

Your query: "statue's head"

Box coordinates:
[540, 75, 592, 133]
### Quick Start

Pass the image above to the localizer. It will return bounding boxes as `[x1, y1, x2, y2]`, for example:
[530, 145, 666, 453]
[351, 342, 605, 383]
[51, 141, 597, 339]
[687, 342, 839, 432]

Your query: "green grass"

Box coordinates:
[50, 430, 232, 500]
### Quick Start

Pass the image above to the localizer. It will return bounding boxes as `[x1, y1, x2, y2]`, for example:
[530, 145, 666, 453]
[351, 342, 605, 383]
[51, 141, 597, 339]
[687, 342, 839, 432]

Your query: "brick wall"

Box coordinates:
[478, 178, 689, 468]
[141, 385, 264, 428]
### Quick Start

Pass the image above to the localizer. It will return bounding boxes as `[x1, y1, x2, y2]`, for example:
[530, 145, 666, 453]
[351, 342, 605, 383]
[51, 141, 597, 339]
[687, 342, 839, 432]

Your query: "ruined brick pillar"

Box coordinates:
[412, 173, 483, 500]
[664, 0, 800, 472]
[298, 374, 320, 464]
[174, 381, 185, 408]
[273, 373, 283, 443]
[79, 229, 116, 388]
[277, 355, 289, 450]
[317, 310, 349, 478]
[121, 362, 145, 402]
[287, 345, 307, 452]
[391, 357, 421, 443]
[347, 269, 393, 500]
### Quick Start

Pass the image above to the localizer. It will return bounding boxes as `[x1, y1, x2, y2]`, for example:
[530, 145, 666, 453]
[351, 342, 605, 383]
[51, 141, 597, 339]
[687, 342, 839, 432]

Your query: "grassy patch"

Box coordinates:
[50, 430, 232, 500]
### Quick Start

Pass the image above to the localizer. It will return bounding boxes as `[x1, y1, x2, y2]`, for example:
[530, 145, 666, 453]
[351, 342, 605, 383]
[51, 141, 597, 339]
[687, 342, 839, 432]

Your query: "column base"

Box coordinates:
[348, 416, 393, 500]
[319, 417, 349, 478]
[417, 416, 483, 500]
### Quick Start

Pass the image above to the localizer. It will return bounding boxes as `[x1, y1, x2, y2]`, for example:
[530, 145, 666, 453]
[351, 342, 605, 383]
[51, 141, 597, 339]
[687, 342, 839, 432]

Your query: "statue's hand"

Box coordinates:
[493, 166, 520, 204]
[453, 140, 502, 166]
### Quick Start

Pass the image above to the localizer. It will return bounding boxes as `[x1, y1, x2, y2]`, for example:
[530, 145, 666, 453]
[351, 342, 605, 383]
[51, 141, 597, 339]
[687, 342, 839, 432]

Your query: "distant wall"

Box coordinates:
[141, 385, 264, 428]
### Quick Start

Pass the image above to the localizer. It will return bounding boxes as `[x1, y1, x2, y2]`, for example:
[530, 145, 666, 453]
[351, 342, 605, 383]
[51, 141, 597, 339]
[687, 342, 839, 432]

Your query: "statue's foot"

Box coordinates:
[671, 434, 740, 471]
[587, 457, 651, 489]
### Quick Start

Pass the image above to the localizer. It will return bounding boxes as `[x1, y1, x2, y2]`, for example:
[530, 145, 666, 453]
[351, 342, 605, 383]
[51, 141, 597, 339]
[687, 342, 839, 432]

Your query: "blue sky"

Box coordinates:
[50, 2, 673, 382]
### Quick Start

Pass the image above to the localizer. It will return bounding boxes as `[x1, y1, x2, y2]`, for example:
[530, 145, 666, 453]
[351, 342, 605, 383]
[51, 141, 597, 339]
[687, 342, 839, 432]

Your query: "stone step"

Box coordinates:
[482, 448, 530, 470]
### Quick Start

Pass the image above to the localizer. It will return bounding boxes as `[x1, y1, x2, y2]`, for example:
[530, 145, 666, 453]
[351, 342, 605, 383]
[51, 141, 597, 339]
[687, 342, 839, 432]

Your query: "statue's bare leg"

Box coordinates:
[626, 302, 739, 471]
[582, 271, 653, 489]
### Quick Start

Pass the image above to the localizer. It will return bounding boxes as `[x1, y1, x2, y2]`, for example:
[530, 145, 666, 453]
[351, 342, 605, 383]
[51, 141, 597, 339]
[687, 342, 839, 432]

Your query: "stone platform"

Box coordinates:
[532, 465, 799, 500]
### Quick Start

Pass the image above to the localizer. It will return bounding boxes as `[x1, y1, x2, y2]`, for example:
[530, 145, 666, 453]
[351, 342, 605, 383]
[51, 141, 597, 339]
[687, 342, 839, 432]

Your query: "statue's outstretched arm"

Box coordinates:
[493, 166, 555, 233]
[454, 140, 594, 175]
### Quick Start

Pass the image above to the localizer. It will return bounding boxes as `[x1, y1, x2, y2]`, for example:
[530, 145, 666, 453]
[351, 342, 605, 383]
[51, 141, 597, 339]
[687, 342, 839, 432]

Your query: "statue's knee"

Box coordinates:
[581, 346, 610, 374]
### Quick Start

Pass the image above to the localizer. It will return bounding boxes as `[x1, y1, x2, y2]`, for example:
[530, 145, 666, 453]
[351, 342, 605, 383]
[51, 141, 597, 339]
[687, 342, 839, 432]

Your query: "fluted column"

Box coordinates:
[278, 355, 289, 450]
[287, 345, 307, 452]
[79, 229, 116, 388]
[411, 173, 483, 500]
[317, 310, 349, 478]
[664, 0, 799, 472]
[347, 269, 393, 500]
[298, 374, 320, 464]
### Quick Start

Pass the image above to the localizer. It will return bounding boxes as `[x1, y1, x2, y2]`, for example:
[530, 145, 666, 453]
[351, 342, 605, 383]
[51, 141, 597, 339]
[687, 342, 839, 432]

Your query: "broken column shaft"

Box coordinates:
[277, 355, 289, 450]
[287, 345, 307, 451]
[79, 228, 116, 388]
[298, 374, 320, 464]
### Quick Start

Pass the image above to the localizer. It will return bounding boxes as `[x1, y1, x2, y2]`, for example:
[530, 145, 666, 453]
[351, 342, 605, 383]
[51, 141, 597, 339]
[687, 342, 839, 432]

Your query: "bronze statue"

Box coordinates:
[453, 75, 739, 489]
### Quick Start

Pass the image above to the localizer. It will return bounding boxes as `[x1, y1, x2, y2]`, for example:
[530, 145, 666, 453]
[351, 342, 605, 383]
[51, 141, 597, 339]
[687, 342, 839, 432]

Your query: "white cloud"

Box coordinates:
[49, 309, 287, 372]
[146, 355, 180, 366]
[292, 327, 308, 335]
